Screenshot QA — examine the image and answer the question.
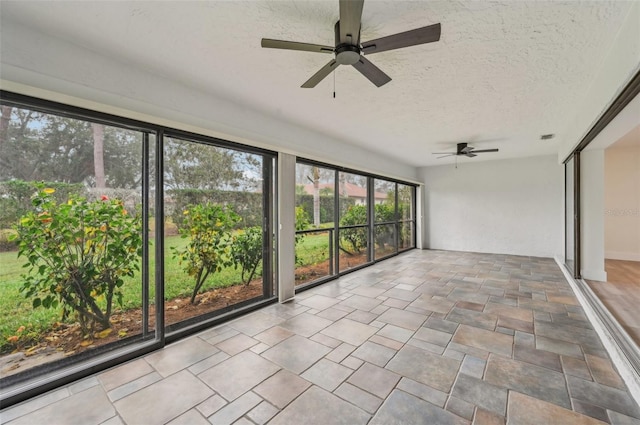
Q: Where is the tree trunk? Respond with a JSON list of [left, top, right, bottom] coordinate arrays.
[[0, 106, 12, 151], [312, 166, 320, 227], [91, 123, 106, 188]]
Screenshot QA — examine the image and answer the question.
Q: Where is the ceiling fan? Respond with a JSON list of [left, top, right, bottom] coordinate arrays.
[[261, 0, 441, 88], [433, 143, 499, 159]]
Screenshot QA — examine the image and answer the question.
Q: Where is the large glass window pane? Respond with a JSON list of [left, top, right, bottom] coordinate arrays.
[[399, 222, 415, 250], [374, 179, 395, 223], [374, 179, 397, 259], [0, 105, 150, 381], [374, 224, 396, 259], [163, 137, 271, 330], [295, 163, 335, 285], [565, 157, 575, 275], [398, 184, 415, 222], [339, 172, 369, 271], [294, 161, 415, 284]]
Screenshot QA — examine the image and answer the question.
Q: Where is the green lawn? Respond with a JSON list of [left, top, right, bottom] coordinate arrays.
[[0, 232, 329, 351], [296, 229, 332, 265]]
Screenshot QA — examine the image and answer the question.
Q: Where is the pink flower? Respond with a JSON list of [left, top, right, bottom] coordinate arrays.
[[101, 195, 109, 201]]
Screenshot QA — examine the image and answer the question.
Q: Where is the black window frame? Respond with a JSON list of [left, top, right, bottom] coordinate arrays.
[[0, 90, 279, 407], [294, 158, 417, 291]]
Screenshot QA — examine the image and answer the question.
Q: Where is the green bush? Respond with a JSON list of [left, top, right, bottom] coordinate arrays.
[[172, 202, 240, 304], [374, 203, 396, 248], [11, 185, 142, 334], [0, 180, 85, 229], [231, 226, 263, 285], [339, 204, 368, 254], [168, 189, 262, 231]]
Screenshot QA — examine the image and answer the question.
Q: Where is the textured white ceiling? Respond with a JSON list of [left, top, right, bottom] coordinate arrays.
[[0, 1, 634, 167]]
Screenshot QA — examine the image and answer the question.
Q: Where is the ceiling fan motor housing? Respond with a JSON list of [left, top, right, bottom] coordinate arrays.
[[335, 21, 361, 65], [260, 1, 441, 88]]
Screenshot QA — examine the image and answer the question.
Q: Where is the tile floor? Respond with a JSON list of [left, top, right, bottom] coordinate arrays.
[[2, 250, 640, 424]]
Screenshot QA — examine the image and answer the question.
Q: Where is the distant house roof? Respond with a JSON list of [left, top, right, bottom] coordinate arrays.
[[302, 182, 387, 200]]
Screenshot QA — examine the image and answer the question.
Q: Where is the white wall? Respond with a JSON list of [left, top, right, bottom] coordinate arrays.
[[418, 155, 563, 258], [580, 149, 607, 281], [0, 20, 417, 183], [605, 145, 640, 261]]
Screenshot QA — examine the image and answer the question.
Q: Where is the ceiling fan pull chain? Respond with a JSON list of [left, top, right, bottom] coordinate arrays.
[[333, 70, 336, 98]]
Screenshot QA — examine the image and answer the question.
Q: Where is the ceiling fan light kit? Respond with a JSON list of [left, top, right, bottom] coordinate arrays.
[[261, 0, 441, 88]]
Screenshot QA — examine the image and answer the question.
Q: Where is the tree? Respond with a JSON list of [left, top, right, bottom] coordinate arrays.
[[0, 107, 142, 189], [0, 108, 44, 182], [163, 138, 246, 191], [231, 226, 263, 285], [339, 204, 368, 254], [12, 186, 142, 334], [92, 123, 106, 188], [172, 203, 240, 304], [0, 106, 12, 151]]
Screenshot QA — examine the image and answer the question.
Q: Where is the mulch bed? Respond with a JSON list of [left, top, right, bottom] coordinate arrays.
[[1, 251, 370, 378]]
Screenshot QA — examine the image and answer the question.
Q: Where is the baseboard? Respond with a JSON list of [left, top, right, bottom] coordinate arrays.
[[580, 268, 607, 282], [605, 251, 640, 261]]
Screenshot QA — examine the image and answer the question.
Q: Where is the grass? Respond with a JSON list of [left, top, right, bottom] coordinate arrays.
[[0, 231, 330, 352], [296, 230, 332, 265]]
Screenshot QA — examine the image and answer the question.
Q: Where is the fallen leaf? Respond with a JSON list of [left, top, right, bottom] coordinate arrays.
[[96, 329, 112, 339], [80, 340, 93, 347]]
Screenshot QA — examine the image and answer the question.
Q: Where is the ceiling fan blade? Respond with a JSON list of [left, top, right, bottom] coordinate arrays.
[[361, 23, 441, 55], [465, 153, 478, 158], [471, 149, 499, 153], [432, 152, 455, 155], [261, 39, 334, 54], [352, 56, 391, 87], [301, 60, 339, 88], [437, 154, 455, 159], [339, 0, 364, 44], [461, 146, 474, 153]]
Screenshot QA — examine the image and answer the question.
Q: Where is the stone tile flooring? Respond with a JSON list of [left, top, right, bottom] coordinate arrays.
[[2, 250, 640, 424]]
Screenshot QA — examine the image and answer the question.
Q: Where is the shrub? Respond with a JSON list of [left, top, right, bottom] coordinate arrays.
[[0, 180, 85, 229], [11, 186, 142, 334], [374, 203, 396, 248], [231, 226, 263, 285], [295, 206, 310, 232], [339, 204, 368, 254], [168, 189, 263, 231], [172, 202, 240, 304]]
